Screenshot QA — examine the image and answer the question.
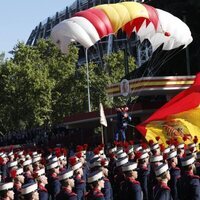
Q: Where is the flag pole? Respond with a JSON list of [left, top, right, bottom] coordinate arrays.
[[99, 103, 107, 144], [101, 125, 104, 145], [85, 48, 91, 112]]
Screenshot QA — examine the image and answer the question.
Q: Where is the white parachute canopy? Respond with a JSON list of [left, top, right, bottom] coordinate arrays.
[[50, 2, 193, 56], [50, 16, 100, 54], [144, 9, 193, 52]]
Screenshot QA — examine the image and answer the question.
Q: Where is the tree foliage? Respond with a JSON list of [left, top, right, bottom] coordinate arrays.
[[0, 39, 136, 133]]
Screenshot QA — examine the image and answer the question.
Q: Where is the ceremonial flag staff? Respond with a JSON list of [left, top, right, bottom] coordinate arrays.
[[100, 103, 107, 144]]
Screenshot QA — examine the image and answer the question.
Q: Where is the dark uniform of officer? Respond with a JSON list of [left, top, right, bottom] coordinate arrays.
[[34, 168, 49, 200], [46, 161, 61, 200], [138, 165, 150, 200], [74, 175, 85, 200], [137, 151, 150, 200], [113, 157, 127, 200], [57, 187, 78, 200], [23, 159, 35, 185], [56, 168, 77, 200], [13, 184, 21, 200], [153, 182, 172, 200], [153, 163, 172, 200], [86, 188, 105, 200], [47, 173, 61, 199], [38, 184, 49, 200], [166, 150, 180, 200], [102, 177, 113, 200], [120, 162, 143, 200], [195, 152, 200, 176], [86, 170, 105, 200], [177, 143, 185, 169], [70, 160, 85, 200], [177, 155, 200, 200], [149, 155, 163, 199], [0, 157, 8, 182], [168, 166, 180, 200]]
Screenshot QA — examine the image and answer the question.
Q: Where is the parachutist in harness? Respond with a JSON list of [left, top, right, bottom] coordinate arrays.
[[114, 107, 132, 142]]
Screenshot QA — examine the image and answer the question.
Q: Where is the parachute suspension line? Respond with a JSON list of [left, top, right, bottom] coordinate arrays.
[[85, 48, 91, 112], [128, 45, 182, 112], [126, 40, 155, 109], [148, 47, 184, 78], [127, 59, 153, 111], [156, 47, 184, 70], [146, 47, 165, 76], [128, 48, 165, 113]]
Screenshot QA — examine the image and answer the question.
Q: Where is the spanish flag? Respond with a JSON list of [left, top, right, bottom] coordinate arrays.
[[136, 73, 200, 145]]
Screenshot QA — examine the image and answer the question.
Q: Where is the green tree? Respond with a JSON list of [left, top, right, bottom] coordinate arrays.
[[0, 52, 5, 64], [0, 39, 137, 133], [0, 42, 55, 130]]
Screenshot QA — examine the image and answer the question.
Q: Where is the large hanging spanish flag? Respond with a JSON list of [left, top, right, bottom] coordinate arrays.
[[136, 73, 200, 145]]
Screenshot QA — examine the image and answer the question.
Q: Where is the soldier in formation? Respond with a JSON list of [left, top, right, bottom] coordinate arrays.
[[0, 136, 200, 200]]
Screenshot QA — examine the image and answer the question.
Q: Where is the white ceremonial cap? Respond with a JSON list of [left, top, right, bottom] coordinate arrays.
[[127, 146, 134, 154], [26, 155, 31, 159], [170, 145, 175, 150], [150, 143, 159, 151], [72, 161, 82, 171], [167, 150, 177, 160], [1, 153, 6, 158], [32, 152, 38, 156], [163, 147, 170, 154], [58, 155, 65, 161], [134, 145, 142, 152], [138, 152, 149, 160], [99, 149, 104, 155], [150, 155, 163, 163], [89, 157, 101, 169], [0, 182, 13, 191], [109, 147, 117, 153], [188, 143, 196, 148], [117, 152, 127, 159], [49, 156, 58, 163], [122, 162, 138, 172], [23, 159, 32, 167], [17, 151, 24, 156], [87, 170, 103, 183], [181, 155, 195, 167], [7, 161, 18, 168], [35, 168, 45, 177], [32, 156, 41, 163], [21, 183, 38, 195], [116, 157, 128, 167], [58, 169, 74, 181], [116, 149, 123, 155], [46, 161, 59, 170], [8, 151, 13, 156], [177, 143, 184, 149], [16, 168, 23, 175], [46, 154, 52, 160], [155, 163, 169, 177]]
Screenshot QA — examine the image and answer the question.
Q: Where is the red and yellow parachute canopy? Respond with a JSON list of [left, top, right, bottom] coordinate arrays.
[[51, 2, 192, 55]]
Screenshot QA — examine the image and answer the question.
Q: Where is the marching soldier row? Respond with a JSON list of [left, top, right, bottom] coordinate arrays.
[[0, 138, 200, 200]]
